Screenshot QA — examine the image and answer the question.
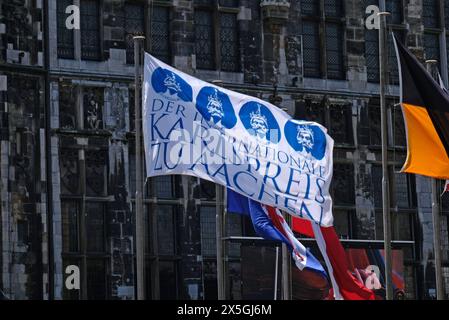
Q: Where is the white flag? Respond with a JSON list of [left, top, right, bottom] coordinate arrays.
[[142, 54, 335, 226]]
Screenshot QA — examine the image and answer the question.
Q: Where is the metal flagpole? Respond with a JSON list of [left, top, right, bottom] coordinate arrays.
[[378, 12, 393, 300], [134, 35, 146, 300], [274, 247, 279, 300], [216, 185, 225, 300], [282, 214, 290, 300], [425, 60, 445, 300], [213, 80, 225, 300]]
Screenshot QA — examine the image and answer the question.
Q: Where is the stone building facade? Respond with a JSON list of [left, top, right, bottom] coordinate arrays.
[[0, 0, 448, 300]]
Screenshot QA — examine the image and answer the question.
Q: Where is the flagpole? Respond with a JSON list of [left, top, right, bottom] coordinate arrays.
[[378, 12, 393, 300], [213, 80, 225, 300], [282, 214, 291, 300], [134, 35, 146, 300], [274, 246, 279, 300], [425, 60, 444, 300]]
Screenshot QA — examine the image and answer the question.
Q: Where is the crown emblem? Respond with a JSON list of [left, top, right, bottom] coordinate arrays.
[[296, 125, 314, 150], [163, 72, 182, 93], [206, 89, 224, 120], [250, 104, 269, 137]]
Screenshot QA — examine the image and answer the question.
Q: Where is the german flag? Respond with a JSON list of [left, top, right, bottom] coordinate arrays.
[[394, 35, 449, 179]]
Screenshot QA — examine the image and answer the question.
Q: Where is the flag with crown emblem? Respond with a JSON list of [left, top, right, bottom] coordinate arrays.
[[143, 53, 335, 226]]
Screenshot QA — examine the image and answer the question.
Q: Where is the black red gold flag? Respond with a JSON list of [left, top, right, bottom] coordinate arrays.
[[393, 35, 449, 179]]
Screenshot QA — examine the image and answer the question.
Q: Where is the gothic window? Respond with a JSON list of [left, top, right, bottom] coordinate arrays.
[[157, 205, 176, 256], [86, 149, 108, 197], [125, 2, 145, 64], [60, 148, 80, 195], [333, 209, 352, 239], [393, 172, 416, 209], [329, 104, 353, 145], [445, 1, 449, 29], [424, 32, 441, 62], [326, 23, 345, 80], [194, 1, 240, 72], [61, 201, 109, 300], [151, 6, 171, 64], [423, 0, 442, 77], [86, 259, 108, 299], [83, 87, 104, 130], [301, 0, 345, 79], [86, 202, 106, 252], [332, 163, 355, 206], [57, 0, 75, 59], [194, 10, 216, 70], [61, 201, 79, 252], [393, 103, 406, 147], [359, 99, 381, 146], [365, 29, 379, 82], [423, 0, 440, 29], [294, 99, 326, 125], [302, 21, 321, 78], [371, 164, 383, 208], [150, 176, 175, 198], [200, 206, 217, 257], [365, 1, 405, 84], [220, 13, 240, 72], [386, 0, 403, 25], [80, 0, 101, 61], [388, 32, 404, 85], [59, 82, 77, 129]]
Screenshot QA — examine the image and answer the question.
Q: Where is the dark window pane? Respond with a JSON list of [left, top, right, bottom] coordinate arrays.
[[372, 165, 383, 208], [424, 32, 440, 62], [59, 83, 77, 129], [447, 36, 449, 79], [365, 29, 379, 82], [157, 206, 176, 255], [200, 206, 216, 257], [86, 149, 108, 197], [394, 172, 413, 209], [393, 103, 406, 146], [220, 13, 240, 72], [125, 2, 145, 64], [445, 1, 449, 29], [324, 0, 343, 17], [159, 261, 177, 299], [332, 163, 355, 206], [302, 21, 321, 78], [329, 104, 353, 145], [219, 0, 238, 7], [392, 212, 413, 241], [388, 32, 404, 85], [86, 203, 105, 252], [195, 10, 215, 70], [386, 0, 403, 24], [151, 6, 171, 63], [360, 100, 382, 145], [61, 202, 79, 252], [333, 209, 350, 239], [87, 259, 107, 299], [199, 179, 216, 200], [57, 0, 75, 59], [423, 0, 440, 28], [294, 100, 326, 125], [301, 0, 319, 16], [80, 0, 101, 60], [150, 176, 174, 198], [60, 148, 80, 195], [326, 22, 345, 79]]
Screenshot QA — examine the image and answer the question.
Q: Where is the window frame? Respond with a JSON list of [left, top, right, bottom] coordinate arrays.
[[193, 0, 241, 72], [300, 0, 347, 80]]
